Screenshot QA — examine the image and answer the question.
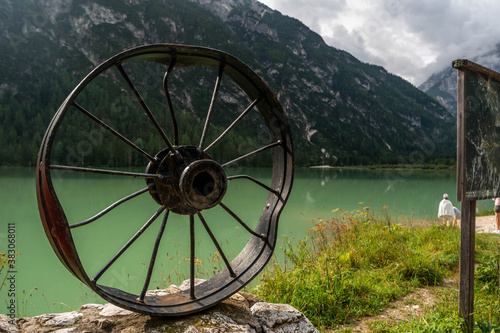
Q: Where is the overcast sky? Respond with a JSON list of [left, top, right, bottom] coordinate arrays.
[[258, 0, 500, 86]]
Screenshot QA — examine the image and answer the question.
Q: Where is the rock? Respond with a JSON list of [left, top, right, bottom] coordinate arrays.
[[53, 328, 76, 333], [146, 285, 180, 296], [94, 318, 113, 329], [251, 302, 320, 333], [5, 283, 319, 333], [177, 278, 206, 291], [37, 311, 83, 326], [80, 304, 104, 310], [0, 314, 19, 333], [98, 304, 134, 317], [15, 311, 83, 333]]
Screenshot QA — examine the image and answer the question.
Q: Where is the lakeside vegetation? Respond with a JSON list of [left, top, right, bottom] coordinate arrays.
[[477, 207, 495, 217], [253, 207, 500, 332], [360, 161, 456, 171]]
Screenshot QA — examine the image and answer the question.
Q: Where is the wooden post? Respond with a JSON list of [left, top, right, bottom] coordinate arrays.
[[456, 66, 475, 332], [459, 200, 475, 332]]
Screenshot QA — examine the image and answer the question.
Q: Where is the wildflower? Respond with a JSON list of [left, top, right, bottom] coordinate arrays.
[[332, 208, 340, 213], [381, 205, 388, 210], [314, 224, 325, 232], [358, 202, 364, 205], [186, 258, 203, 265], [339, 252, 351, 262]]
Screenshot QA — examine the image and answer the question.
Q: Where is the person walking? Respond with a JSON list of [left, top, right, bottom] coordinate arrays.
[[452, 206, 461, 227], [438, 193, 454, 227], [492, 198, 500, 233]]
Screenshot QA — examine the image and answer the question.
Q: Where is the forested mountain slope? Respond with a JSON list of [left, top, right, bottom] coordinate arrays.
[[0, 0, 455, 166]]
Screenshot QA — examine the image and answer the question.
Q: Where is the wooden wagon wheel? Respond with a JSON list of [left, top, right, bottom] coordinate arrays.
[[36, 44, 294, 315]]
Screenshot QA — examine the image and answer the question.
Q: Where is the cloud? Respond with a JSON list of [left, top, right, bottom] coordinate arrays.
[[259, 0, 500, 85], [260, 0, 347, 33]]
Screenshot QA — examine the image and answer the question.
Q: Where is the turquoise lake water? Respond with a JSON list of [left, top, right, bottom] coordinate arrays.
[[0, 166, 491, 317]]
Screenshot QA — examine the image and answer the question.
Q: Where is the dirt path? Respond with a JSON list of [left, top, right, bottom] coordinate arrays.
[[327, 215, 496, 332], [329, 286, 450, 332], [472, 214, 497, 233], [433, 215, 497, 233]]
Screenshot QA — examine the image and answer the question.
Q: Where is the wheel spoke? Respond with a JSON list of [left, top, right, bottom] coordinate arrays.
[[204, 98, 262, 152], [73, 102, 156, 162], [197, 213, 236, 277], [199, 64, 225, 149], [219, 203, 265, 239], [50, 165, 160, 179], [92, 207, 166, 283], [116, 64, 176, 155], [138, 210, 170, 302], [189, 214, 196, 299], [222, 141, 282, 168], [227, 175, 279, 195], [70, 188, 149, 229], [163, 59, 179, 146]]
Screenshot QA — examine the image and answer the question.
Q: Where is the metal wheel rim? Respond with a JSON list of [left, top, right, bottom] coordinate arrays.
[[36, 44, 294, 315]]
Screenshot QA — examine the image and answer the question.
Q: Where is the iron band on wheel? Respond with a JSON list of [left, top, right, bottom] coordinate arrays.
[[36, 44, 294, 315]]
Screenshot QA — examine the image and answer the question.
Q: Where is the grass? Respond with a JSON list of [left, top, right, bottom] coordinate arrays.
[[253, 207, 500, 332], [353, 163, 455, 171], [477, 207, 495, 217]]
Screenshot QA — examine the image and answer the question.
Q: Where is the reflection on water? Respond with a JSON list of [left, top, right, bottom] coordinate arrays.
[[285, 167, 456, 221], [0, 167, 490, 316]]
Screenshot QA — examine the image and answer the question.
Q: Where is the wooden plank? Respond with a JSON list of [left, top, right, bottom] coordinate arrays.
[[456, 68, 466, 201], [453, 59, 500, 82]]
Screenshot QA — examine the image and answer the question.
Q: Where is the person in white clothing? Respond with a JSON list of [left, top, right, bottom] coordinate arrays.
[[438, 193, 454, 227]]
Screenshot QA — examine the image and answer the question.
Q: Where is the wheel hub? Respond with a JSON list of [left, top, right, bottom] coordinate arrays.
[[145, 146, 227, 215]]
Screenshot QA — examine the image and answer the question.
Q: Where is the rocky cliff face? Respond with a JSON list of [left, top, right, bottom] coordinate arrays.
[[419, 70, 458, 114], [419, 44, 500, 115], [0, 0, 455, 166]]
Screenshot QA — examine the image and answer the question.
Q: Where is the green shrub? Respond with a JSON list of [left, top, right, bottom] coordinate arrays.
[[254, 211, 462, 329], [477, 207, 495, 216]]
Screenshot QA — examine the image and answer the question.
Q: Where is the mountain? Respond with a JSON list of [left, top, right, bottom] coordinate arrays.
[[419, 44, 500, 115], [0, 0, 455, 167]]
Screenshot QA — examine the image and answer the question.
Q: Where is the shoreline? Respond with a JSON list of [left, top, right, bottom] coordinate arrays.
[[308, 164, 455, 171]]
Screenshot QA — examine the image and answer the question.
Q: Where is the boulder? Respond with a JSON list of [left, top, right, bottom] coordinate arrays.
[[2, 290, 319, 333]]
